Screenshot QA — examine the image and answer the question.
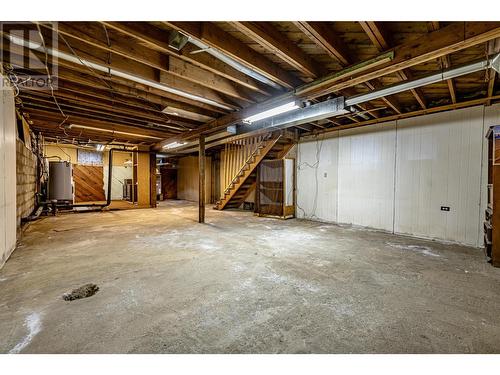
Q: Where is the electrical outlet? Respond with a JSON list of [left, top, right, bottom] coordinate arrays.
[[324, 172, 328, 178], [441, 206, 450, 211]]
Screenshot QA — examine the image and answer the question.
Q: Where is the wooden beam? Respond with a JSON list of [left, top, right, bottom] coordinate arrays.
[[361, 21, 427, 109], [19, 91, 195, 130], [43, 22, 259, 104], [101, 21, 273, 96], [55, 74, 222, 117], [298, 21, 403, 113], [363, 80, 402, 114], [155, 22, 500, 148], [231, 22, 326, 79], [302, 94, 500, 137], [359, 22, 390, 51], [2, 36, 231, 115], [23, 108, 170, 139], [294, 22, 351, 66], [163, 22, 300, 89], [305, 22, 500, 98], [199, 134, 206, 223], [426, 21, 456, 104]]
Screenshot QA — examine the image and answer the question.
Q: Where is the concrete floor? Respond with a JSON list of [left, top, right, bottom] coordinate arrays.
[[1, 200, 500, 354]]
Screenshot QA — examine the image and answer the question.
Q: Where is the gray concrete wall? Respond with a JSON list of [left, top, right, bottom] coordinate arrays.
[[16, 139, 37, 227]]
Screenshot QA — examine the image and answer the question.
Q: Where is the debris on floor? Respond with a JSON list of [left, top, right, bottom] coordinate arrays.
[[386, 242, 440, 257], [62, 283, 99, 301]]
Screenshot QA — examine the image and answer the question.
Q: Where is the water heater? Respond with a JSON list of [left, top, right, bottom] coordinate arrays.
[[48, 161, 73, 202]]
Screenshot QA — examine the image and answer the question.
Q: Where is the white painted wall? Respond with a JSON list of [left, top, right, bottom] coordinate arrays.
[[103, 165, 133, 200], [338, 123, 396, 232], [297, 136, 339, 221], [394, 107, 484, 245], [0, 82, 17, 268], [297, 104, 500, 247]]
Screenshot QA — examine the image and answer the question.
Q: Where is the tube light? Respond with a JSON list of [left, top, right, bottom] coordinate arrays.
[[345, 55, 498, 107], [68, 124, 162, 140], [188, 37, 283, 90], [6, 33, 234, 111], [243, 101, 300, 124], [95, 144, 105, 152], [163, 141, 187, 149]]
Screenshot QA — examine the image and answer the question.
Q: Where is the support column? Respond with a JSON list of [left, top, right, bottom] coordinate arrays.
[[199, 134, 205, 223], [149, 151, 157, 208]]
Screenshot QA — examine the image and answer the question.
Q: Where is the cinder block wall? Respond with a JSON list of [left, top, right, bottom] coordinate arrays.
[[16, 139, 37, 227]]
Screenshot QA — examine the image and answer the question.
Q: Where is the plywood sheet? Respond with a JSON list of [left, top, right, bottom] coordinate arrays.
[[74, 165, 105, 203]]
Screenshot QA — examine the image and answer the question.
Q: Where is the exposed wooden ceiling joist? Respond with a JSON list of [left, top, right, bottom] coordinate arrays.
[[162, 21, 301, 89], [41, 22, 261, 105], [231, 22, 326, 79], [156, 21, 500, 148], [101, 21, 274, 97], [296, 21, 402, 115]]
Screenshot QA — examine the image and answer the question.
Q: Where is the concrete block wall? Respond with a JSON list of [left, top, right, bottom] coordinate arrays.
[[16, 139, 37, 227]]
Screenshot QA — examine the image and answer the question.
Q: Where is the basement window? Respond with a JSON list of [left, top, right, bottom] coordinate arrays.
[[77, 149, 103, 165]]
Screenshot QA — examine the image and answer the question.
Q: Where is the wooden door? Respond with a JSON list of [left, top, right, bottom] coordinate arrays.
[[73, 165, 106, 202], [161, 168, 177, 199], [257, 159, 283, 216]]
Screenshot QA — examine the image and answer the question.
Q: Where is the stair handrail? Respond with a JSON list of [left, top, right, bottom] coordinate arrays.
[[221, 133, 276, 196]]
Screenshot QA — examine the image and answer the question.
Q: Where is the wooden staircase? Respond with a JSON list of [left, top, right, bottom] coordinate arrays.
[[214, 134, 281, 210]]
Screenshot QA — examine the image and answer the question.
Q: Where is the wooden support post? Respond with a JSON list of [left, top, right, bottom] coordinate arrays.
[[150, 151, 157, 208], [199, 134, 205, 223]]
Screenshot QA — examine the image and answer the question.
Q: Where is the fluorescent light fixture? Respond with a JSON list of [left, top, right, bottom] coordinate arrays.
[[188, 38, 283, 90], [95, 144, 105, 152], [345, 56, 496, 107], [234, 97, 347, 134], [7, 34, 233, 110], [243, 101, 300, 124], [7, 33, 42, 50], [68, 124, 162, 140], [162, 106, 214, 122], [163, 141, 187, 149]]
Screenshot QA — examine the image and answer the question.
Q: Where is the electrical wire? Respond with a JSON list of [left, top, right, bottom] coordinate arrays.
[[35, 23, 70, 136], [295, 133, 326, 220], [57, 28, 179, 128]]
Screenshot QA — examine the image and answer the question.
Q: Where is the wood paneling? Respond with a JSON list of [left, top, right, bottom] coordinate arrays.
[[73, 165, 106, 203], [160, 168, 177, 199]]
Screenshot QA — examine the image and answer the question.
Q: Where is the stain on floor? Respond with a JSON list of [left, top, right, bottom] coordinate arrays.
[[1, 200, 500, 353]]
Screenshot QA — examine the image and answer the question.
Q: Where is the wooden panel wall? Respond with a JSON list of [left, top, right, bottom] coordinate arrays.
[[177, 156, 212, 203], [73, 165, 106, 202]]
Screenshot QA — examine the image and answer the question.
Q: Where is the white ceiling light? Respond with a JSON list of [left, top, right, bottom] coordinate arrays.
[[6, 33, 234, 111], [95, 144, 105, 151], [187, 37, 283, 90], [163, 141, 187, 149], [243, 101, 300, 124], [346, 55, 498, 107], [68, 124, 162, 140]]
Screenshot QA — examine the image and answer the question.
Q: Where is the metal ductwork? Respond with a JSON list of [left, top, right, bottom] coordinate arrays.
[[229, 97, 347, 135], [229, 54, 500, 136]]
